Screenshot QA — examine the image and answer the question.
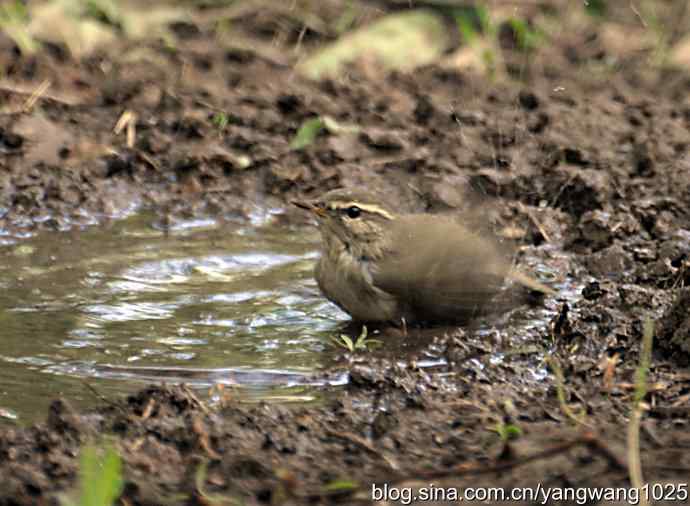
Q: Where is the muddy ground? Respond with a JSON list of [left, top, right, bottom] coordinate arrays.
[[1, 0, 690, 504]]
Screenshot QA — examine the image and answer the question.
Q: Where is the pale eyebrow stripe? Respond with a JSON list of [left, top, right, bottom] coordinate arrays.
[[328, 201, 394, 220]]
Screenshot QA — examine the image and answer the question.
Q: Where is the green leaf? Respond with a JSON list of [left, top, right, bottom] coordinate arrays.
[[290, 117, 326, 150], [355, 325, 367, 342], [494, 423, 522, 441], [323, 479, 359, 492], [79, 443, 123, 506], [340, 335, 354, 351]]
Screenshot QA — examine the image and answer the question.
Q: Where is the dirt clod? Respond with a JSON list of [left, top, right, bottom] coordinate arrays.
[[657, 288, 690, 365]]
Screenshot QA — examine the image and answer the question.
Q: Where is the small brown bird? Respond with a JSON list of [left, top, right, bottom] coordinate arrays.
[[293, 188, 554, 325]]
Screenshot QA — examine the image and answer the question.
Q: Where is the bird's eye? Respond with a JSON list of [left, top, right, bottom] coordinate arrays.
[[345, 206, 361, 219]]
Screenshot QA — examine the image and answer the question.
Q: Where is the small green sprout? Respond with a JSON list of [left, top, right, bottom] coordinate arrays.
[[212, 111, 229, 130], [508, 18, 542, 52], [493, 422, 522, 442], [61, 442, 123, 506], [332, 326, 382, 352]]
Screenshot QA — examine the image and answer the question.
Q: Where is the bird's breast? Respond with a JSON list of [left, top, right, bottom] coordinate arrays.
[[316, 249, 399, 322]]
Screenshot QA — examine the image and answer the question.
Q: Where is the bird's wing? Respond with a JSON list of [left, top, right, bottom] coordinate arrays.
[[369, 215, 508, 322]]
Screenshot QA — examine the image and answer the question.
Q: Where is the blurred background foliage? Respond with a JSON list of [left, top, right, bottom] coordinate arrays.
[[1, 0, 689, 80]]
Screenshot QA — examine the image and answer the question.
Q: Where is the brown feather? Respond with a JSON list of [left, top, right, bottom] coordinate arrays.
[[370, 215, 509, 323]]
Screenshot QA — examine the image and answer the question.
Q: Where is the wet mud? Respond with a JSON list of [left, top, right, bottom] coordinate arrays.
[[1, 1, 690, 504]]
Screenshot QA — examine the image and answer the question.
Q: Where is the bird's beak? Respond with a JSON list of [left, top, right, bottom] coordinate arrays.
[[292, 200, 327, 217]]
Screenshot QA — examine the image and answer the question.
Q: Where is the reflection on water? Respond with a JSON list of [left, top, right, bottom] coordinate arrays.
[[0, 213, 348, 422]]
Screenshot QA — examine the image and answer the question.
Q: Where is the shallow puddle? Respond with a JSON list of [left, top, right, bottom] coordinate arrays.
[[0, 212, 576, 424], [0, 213, 350, 423]]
